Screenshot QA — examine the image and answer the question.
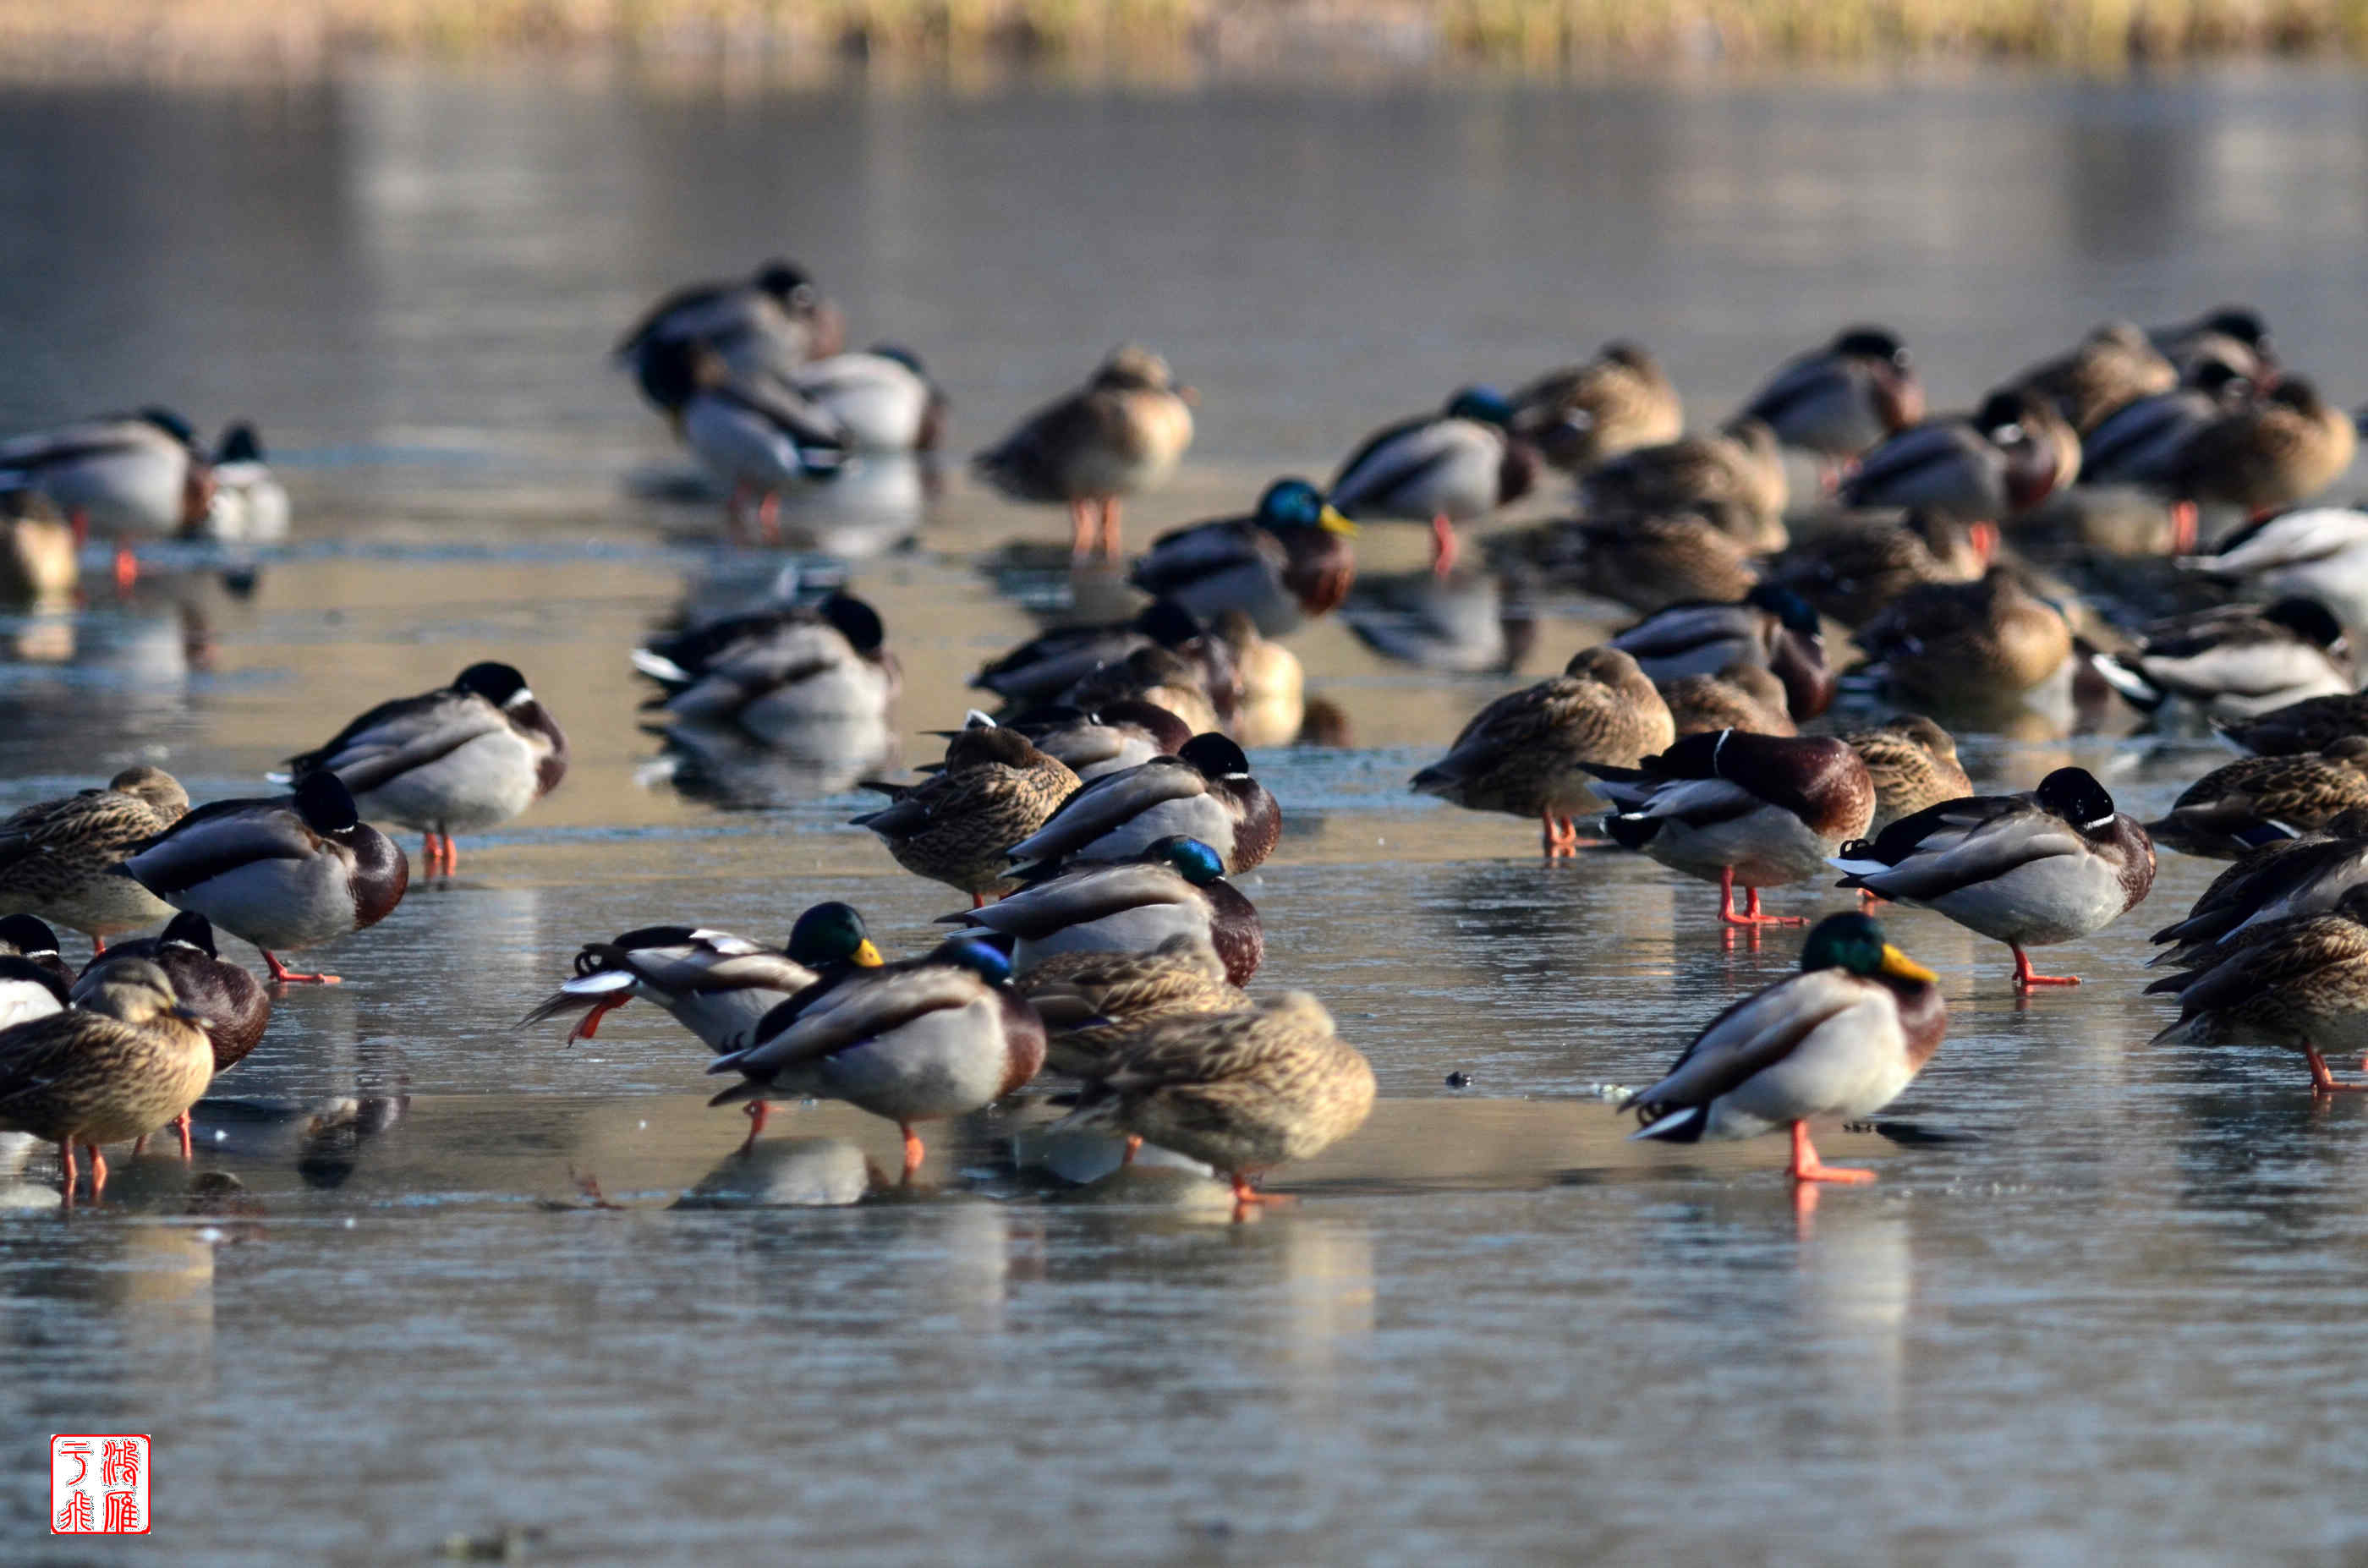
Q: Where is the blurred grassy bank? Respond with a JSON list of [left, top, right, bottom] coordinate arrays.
[[3, 0, 2367, 76]]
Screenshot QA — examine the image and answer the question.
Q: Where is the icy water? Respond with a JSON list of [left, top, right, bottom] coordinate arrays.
[[3, 62, 2368, 1563]]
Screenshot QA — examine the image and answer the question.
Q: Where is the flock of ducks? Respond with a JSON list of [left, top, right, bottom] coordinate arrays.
[[6, 261, 2368, 1211]]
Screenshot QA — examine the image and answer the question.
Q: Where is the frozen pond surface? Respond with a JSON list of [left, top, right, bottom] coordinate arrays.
[[1, 61, 2366, 1562]]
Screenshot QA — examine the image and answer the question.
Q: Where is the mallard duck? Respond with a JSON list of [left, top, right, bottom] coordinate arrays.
[[276, 662, 567, 878], [1214, 610, 1305, 748], [1854, 567, 2074, 704], [1840, 716, 1972, 832], [970, 599, 1206, 709], [522, 902, 884, 1146], [2083, 598, 2351, 721], [0, 408, 213, 584], [0, 489, 75, 604], [634, 337, 848, 541], [706, 936, 1046, 1176], [1016, 933, 1247, 1077], [1127, 478, 1358, 636], [0, 957, 211, 1202], [0, 765, 189, 951], [197, 423, 291, 545], [1831, 767, 2155, 988], [0, 915, 70, 989], [1607, 582, 1833, 720], [1737, 326, 1923, 461], [946, 836, 1263, 984], [1658, 663, 1796, 737], [2149, 304, 2276, 385], [854, 722, 1082, 903], [2011, 321, 2179, 433], [1589, 730, 1875, 926], [2217, 690, 2368, 758], [1054, 990, 1374, 1213], [973, 344, 1196, 558], [1839, 389, 2080, 523], [1328, 387, 1538, 576], [1003, 700, 1194, 782], [1008, 734, 1278, 877], [1581, 419, 1789, 552], [1411, 645, 1675, 856], [2163, 376, 2357, 520], [1061, 645, 1225, 737], [0, 953, 65, 1032], [2143, 742, 2368, 859], [1626, 912, 1943, 1184], [617, 259, 845, 392], [115, 772, 408, 985], [2177, 508, 2368, 629], [788, 346, 946, 452], [1515, 513, 1758, 615], [636, 591, 899, 736], [74, 912, 270, 1154], [2080, 361, 2255, 489], [1761, 510, 1994, 628], [2146, 814, 2368, 971], [1510, 342, 1685, 474], [2148, 885, 2368, 1094]]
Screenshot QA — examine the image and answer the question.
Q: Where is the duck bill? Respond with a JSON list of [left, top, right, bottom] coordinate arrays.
[[1878, 945, 1937, 984], [1318, 505, 1359, 538], [852, 939, 885, 968]]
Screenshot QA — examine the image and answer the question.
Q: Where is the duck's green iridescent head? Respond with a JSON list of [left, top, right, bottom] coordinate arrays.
[[787, 902, 883, 969], [1445, 386, 1516, 428], [1800, 912, 1933, 984], [1147, 836, 1226, 886], [1256, 478, 1357, 537], [1744, 582, 1822, 635], [935, 937, 1013, 985]]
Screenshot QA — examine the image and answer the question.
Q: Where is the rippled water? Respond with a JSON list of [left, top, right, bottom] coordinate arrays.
[[3, 62, 2368, 1562]]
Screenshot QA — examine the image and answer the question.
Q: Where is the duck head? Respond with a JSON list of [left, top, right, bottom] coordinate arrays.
[[1445, 386, 1516, 429], [217, 423, 266, 465], [1799, 910, 1936, 984], [159, 911, 220, 956], [1178, 733, 1252, 781], [293, 772, 362, 836], [1834, 326, 1922, 430], [1746, 583, 1834, 721], [78, 957, 202, 1028], [109, 765, 189, 820], [0, 913, 60, 961], [752, 260, 819, 310], [1133, 599, 1206, 650], [1147, 836, 1227, 886], [2035, 767, 2118, 834], [1978, 388, 2072, 511], [456, 661, 533, 709], [786, 902, 885, 971], [1256, 477, 1357, 538], [2262, 596, 2347, 655], [947, 724, 1052, 770], [934, 936, 1015, 986], [818, 593, 887, 657]]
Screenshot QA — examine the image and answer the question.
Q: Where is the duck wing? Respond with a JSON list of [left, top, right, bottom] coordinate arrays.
[[946, 863, 1196, 938], [1832, 797, 2076, 901], [1624, 969, 1879, 1125], [715, 966, 987, 1074], [118, 799, 318, 894], [1004, 759, 1206, 864], [284, 688, 507, 795]]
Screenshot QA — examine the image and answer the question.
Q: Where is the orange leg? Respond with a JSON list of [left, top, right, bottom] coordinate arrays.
[[1857, 888, 1889, 907], [262, 949, 340, 985], [1428, 513, 1459, 578], [132, 1134, 146, 1156], [1787, 1120, 1875, 1184], [2305, 1044, 2368, 1094], [175, 1113, 193, 1161], [57, 1139, 76, 1205], [1541, 808, 1577, 859], [1121, 1134, 1143, 1167], [972, 891, 988, 909], [85, 1144, 109, 1201], [1068, 498, 1095, 558], [1097, 496, 1122, 558], [2169, 500, 2199, 556], [900, 1123, 925, 1180], [90, 934, 107, 956], [755, 491, 781, 546], [442, 834, 460, 874], [112, 546, 139, 594], [739, 1099, 769, 1153], [567, 995, 628, 1043], [2011, 945, 2079, 989], [1719, 869, 1804, 927], [420, 831, 440, 877], [1228, 1171, 1296, 1220]]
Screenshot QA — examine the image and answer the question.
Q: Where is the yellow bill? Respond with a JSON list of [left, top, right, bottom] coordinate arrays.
[[1879, 945, 1937, 984]]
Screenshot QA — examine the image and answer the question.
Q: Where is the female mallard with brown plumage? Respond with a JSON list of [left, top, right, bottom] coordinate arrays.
[[0, 765, 189, 953], [2149, 884, 2368, 1095], [1510, 343, 1685, 474], [1509, 512, 1757, 616], [1627, 913, 1943, 1185], [1854, 567, 2074, 705], [1658, 664, 1795, 738], [2143, 741, 2368, 860], [1761, 511, 1994, 629], [2163, 376, 2358, 520], [2146, 812, 2368, 969], [1053, 990, 1375, 1216], [1017, 934, 1247, 1077], [1581, 419, 1788, 552], [1841, 716, 1972, 832], [2218, 690, 2368, 759], [74, 912, 271, 1156], [1605, 583, 1834, 721], [2010, 321, 2179, 433], [973, 344, 1196, 559], [0, 957, 212, 1203], [1127, 479, 1358, 637], [853, 721, 1082, 905], [1589, 730, 1876, 927], [1832, 768, 2156, 989], [1410, 645, 1675, 857]]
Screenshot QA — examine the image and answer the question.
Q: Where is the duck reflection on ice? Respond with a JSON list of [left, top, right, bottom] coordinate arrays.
[[673, 1136, 874, 1208], [1342, 564, 1537, 674], [638, 713, 896, 808]]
